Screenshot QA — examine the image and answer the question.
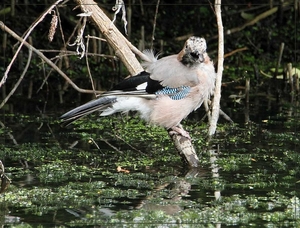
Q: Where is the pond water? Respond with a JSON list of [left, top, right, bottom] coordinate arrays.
[[0, 94, 300, 227]]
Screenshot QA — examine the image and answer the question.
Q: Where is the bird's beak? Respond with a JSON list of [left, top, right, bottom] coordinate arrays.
[[190, 51, 204, 62], [198, 53, 204, 62]]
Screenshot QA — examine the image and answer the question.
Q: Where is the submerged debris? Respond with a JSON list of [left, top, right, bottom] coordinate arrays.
[[0, 160, 11, 193]]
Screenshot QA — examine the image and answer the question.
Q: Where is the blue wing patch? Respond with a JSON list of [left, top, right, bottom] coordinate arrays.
[[155, 86, 191, 100]]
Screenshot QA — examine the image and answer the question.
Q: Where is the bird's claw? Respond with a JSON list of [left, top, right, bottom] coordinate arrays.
[[169, 126, 191, 140]]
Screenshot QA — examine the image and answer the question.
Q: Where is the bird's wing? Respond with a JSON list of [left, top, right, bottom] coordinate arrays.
[[111, 71, 150, 91], [103, 71, 161, 98], [107, 70, 191, 99], [147, 55, 200, 88]]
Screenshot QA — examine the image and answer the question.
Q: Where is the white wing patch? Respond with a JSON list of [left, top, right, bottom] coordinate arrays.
[[136, 82, 148, 90]]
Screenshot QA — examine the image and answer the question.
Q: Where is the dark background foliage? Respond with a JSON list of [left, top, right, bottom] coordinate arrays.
[[0, 0, 299, 114]]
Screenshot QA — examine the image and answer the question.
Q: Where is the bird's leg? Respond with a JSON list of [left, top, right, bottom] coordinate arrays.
[[169, 125, 191, 140]]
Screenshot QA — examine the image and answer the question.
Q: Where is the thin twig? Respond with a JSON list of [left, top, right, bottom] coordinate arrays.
[[150, 0, 160, 49], [99, 138, 124, 154], [244, 78, 250, 123], [113, 133, 147, 155], [273, 42, 285, 79], [85, 35, 107, 42], [85, 34, 97, 97], [0, 46, 32, 109], [205, 99, 233, 123], [89, 137, 101, 152], [125, 39, 152, 62], [55, 6, 66, 46], [0, 121, 18, 145], [223, 47, 248, 58], [219, 109, 234, 123], [38, 49, 115, 58], [37, 58, 60, 93], [287, 63, 294, 96]]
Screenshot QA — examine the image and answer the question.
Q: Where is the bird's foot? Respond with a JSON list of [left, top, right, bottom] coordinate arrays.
[[169, 126, 191, 140]]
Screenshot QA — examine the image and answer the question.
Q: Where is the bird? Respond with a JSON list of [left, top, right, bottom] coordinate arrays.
[[60, 36, 216, 139]]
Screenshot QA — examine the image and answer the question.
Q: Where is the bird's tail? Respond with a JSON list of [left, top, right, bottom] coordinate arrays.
[[60, 96, 117, 126]]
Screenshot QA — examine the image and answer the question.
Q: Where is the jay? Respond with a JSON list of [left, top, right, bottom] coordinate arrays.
[[61, 36, 216, 138]]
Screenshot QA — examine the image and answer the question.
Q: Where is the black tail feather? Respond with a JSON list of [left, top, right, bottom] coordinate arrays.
[[60, 97, 116, 126]]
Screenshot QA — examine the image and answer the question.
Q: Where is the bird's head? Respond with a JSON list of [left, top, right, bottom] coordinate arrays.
[[179, 36, 207, 67]]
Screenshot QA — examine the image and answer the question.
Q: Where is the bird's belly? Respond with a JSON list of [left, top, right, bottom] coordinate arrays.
[[148, 96, 202, 129]]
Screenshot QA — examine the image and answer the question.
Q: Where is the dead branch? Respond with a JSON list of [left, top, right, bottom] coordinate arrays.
[[208, 0, 224, 136], [37, 49, 116, 59], [150, 0, 160, 49], [224, 47, 248, 58], [226, 7, 278, 35], [169, 127, 200, 167], [214, 47, 248, 65]]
